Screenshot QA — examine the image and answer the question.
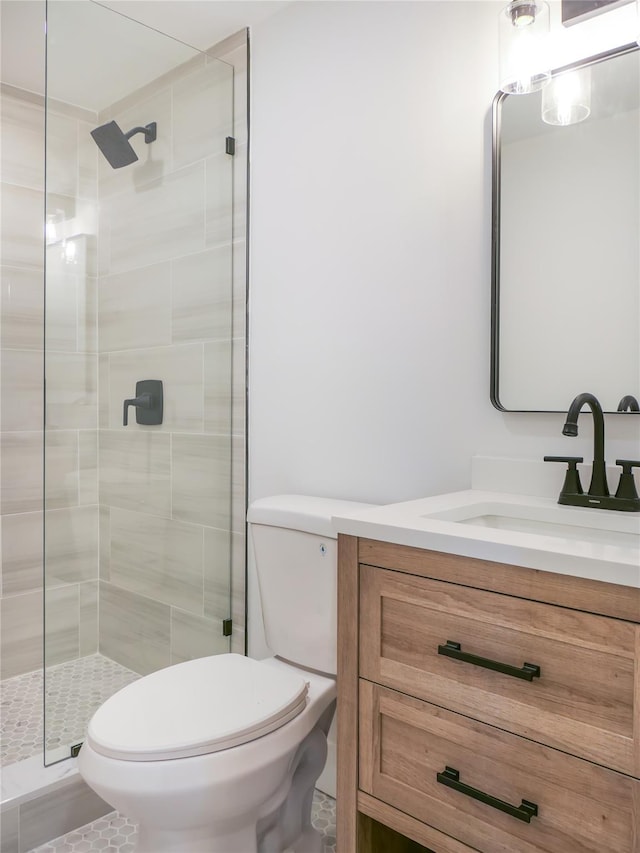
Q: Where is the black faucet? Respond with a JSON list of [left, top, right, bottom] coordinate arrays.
[[544, 392, 640, 512], [562, 392, 609, 497], [617, 395, 640, 413]]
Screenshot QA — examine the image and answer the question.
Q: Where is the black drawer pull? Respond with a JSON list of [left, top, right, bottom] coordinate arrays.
[[437, 766, 538, 823], [438, 640, 541, 682]]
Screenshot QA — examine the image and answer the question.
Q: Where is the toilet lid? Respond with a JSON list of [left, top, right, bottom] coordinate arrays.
[[86, 654, 309, 761]]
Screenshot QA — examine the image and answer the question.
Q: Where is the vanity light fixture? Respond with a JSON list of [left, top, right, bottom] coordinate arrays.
[[499, 0, 551, 93], [542, 65, 592, 125]]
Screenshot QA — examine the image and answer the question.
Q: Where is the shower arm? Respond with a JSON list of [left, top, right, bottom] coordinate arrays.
[[125, 123, 157, 144]]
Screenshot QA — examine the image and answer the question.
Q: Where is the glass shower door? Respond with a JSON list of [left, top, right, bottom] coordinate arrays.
[[44, 0, 235, 764]]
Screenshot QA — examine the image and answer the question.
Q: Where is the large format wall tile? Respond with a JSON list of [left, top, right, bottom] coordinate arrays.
[[45, 238, 97, 352], [98, 261, 171, 352], [79, 580, 98, 655], [1, 183, 45, 269], [172, 433, 231, 528], [45, 505, 99, 586], [1, 266, 44, 350], [0, 95, 45, 190], [172, 62, 232, 170], [204, 340, 232, 434], [98, 355, 110, 428], [109, 508, 204, 613], [231, 331, 246, 436], [203, 525, 231, 622], [232, 142, 248, 239], [45, 352, 97, 430], [231, 433, 246, 533], [172, 246, 232, 343], [43, 262, 79, 352], [99, 429, 170, 517], [1, 432, 43, 515], [230, 530, 246, 656], [101, 162, 206, 275], [1, 185, 79, 271], [1, 511, 42, 595], [78, 118, 98, 201], [46, 111, 80, 199], [1, 349, 43, 431], [99, 505, 110, 581], [170, 607, 228, 665], [205, 154, 233, 249], [107, 344, 203, 432], [45, 584, 79, 666], [79, 429, 98, 505], [0, 589, 42, 678], [44, 430, 79, 509], [99, 581, 170, 675], [232, 240, 247, 339]]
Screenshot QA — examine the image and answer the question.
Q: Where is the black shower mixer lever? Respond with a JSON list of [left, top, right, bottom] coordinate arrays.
[[123, 380, 163, 426]]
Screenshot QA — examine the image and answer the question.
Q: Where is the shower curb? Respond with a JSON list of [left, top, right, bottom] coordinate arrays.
[[1, 759, 110, 853]]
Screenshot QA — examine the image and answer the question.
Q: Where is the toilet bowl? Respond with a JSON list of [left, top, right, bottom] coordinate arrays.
[[79, 495, 374, 853], [79, 655, 335, 853]]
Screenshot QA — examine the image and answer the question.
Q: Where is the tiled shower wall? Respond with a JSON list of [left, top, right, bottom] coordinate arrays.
[[0, 31, 247, 682], [0, 85, 101, 679]]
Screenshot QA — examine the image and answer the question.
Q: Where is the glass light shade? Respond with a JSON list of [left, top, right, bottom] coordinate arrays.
[[499, 0, 551, 94], [542, 66, 592, 126]]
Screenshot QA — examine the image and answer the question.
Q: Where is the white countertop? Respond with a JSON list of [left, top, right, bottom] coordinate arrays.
[[332, 488, 640, 588]]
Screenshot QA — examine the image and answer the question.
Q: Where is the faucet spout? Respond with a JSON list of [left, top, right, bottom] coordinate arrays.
[[617, 394, 640, 412], [562, 392, 609, 497]]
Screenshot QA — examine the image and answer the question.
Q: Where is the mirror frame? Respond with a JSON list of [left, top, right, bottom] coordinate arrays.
[[490, 41, 640, 413]]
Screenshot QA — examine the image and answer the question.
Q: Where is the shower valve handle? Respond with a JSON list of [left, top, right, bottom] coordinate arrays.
[[123, 380, 163, 426], [123, 394, 152, 426]]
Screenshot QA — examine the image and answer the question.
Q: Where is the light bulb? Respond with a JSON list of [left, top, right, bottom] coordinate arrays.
[[542, 67, 591, 126], [499, 0, 551, 95]]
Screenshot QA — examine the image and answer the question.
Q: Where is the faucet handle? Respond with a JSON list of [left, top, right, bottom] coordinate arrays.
[[543, 456, 584, 497], [614, 460, 640, 501]]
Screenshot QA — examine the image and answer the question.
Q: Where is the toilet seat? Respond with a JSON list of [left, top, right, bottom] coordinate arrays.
[[86, 654, 309, 762]]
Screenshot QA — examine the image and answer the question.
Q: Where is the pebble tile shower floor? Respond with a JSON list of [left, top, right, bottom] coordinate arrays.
[[1, 654, 139, 765], [29, 790, 337, 853]]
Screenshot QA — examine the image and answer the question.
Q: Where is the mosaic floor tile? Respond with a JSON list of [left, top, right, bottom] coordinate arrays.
[[29, 789, 337, 853], [1, 655, 139, 766]]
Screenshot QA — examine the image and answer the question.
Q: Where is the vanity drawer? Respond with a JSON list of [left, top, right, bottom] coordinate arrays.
[[359, 565, 640, 775], [359, 681, 640, 853]]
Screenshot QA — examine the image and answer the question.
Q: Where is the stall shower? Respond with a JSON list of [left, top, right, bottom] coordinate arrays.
[[0, 1, 247, 843]]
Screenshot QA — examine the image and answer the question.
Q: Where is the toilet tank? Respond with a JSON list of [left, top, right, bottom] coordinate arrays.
[[247, 495, 375, 675]]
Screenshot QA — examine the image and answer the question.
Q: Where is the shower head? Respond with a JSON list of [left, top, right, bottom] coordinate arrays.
[[90, 120, 157, 169]]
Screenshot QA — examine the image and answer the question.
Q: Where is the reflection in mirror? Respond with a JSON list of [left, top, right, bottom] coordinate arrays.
[[492, 44, 640, 413]]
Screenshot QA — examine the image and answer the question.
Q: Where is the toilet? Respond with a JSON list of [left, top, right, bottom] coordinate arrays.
[[78, 495, 373, 853]]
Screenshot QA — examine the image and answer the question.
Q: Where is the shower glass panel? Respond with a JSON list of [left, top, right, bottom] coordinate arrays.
[[44, 0, 234, 765]]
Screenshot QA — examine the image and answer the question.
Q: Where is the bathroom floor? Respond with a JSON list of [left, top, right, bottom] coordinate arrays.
[[29, 789, 337, 853], [0, 654, 139, 765]]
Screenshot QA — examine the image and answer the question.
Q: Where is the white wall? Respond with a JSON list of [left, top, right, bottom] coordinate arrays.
[[250, 0, 498, 507], [248, 1, 640, 653]]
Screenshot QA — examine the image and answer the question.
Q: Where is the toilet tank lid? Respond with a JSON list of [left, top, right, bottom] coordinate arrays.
[[247, 495, 377, 538]]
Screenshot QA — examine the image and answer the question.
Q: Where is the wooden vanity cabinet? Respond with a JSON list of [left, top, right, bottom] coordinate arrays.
[[336, 535, 640, 853]]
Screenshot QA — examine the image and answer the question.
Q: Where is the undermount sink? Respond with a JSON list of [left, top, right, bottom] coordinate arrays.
[[424, 500, 640, 549]]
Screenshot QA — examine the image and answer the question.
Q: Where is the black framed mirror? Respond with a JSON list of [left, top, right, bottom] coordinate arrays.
[[491, 42, 640, 413]]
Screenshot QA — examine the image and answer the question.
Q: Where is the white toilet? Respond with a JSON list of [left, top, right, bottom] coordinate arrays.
[[78, 495, 372, 853]]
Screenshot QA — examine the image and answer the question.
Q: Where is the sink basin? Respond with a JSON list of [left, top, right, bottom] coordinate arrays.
[[424, 500, 640, 549]]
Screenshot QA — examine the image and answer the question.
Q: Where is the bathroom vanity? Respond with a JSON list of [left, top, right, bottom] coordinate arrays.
[[334, 483, 640, 852]]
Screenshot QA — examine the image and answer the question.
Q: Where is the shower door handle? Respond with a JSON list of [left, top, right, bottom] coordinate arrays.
[[123, 380, 163, 426]]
